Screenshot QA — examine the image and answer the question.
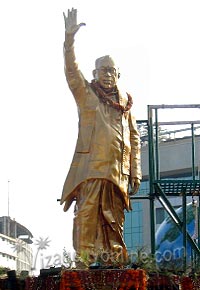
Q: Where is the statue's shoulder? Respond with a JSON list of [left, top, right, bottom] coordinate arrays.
[[118, 87, 133, 110]]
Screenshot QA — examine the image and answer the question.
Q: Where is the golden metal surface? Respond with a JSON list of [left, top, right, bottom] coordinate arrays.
[[61, 8, 142, 263]]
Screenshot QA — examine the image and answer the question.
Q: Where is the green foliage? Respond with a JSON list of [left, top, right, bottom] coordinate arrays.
[[0, 266, 10, 276], [128, 246, 158, 273], [62, 247, 73, 268]]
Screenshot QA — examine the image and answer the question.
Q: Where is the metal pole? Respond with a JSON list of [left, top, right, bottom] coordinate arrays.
[[148, 105, 156, 254], [148, 104, 200, 109], [198, 197, 200, 254], [8, 180, 10, 217], [155, 108, 160, 180], [191, 123, 195, 180], [182, 187, 187, 271]]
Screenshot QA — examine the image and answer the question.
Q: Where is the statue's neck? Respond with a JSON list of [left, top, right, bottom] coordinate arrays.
[[96, 83, 118, 96]]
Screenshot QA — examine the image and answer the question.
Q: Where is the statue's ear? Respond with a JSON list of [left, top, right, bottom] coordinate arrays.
[[93, 69, 97, 79], [118, 72, 121, 79]]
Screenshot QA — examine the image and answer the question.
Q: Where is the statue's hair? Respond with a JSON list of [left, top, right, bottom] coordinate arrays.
[[95, 55, 117, 69]]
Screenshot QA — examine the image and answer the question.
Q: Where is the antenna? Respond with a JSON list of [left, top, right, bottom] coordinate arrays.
[[8, 180, 10, 217]]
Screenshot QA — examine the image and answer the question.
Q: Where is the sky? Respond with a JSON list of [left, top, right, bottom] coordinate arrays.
[[0, 0, 200, 269]]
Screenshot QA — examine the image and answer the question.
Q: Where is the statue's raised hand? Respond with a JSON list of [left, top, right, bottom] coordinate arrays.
[[63, 8, 85, 36]]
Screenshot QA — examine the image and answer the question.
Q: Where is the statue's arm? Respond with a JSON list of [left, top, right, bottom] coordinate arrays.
[[63, 9, 86, 103], [129, 113, 142, 194]]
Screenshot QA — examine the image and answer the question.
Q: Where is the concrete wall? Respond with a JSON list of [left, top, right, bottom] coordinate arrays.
[[0, 233, 33, 272], [141, 136, 200, 178]]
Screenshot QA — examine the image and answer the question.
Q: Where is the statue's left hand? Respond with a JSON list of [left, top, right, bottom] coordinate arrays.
[[130, 178, 141, 195]]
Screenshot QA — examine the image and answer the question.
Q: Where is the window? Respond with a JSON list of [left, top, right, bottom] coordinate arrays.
[[156, 208, 165, 224]]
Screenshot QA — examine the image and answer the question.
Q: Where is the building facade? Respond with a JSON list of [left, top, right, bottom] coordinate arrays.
[[0, 216, 33, 273], [124, 128, 200, 253]]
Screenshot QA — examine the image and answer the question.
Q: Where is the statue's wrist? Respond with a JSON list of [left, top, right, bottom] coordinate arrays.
[[64, 33, 75, 49]]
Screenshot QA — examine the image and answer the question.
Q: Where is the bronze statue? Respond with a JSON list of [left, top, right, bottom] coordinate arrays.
[[60, 8, 142, 265]]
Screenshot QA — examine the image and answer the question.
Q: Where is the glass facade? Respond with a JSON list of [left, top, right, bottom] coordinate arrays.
[[124, 175, 197, 252], [124, 202, 143, 252]]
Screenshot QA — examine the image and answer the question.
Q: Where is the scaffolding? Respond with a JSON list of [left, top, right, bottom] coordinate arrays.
[[132, 104, 200, 270]]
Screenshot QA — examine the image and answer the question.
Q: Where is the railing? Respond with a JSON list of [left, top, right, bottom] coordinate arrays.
[[131, 104, 200, 271]]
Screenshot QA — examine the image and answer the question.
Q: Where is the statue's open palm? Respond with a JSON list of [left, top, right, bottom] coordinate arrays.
[[63, 8, 85, 36]]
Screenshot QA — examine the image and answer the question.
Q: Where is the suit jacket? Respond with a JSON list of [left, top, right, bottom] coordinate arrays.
[[60, 40, 142, 212]]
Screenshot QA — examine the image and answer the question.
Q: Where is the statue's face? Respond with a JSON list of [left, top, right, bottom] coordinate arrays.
[[94, 55, 119, 90], [96, 66, 118, 89]]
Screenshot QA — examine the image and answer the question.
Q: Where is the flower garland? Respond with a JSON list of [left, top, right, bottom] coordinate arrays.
[[2, 272, 200, 290], [9, 272, 200, 290], [60, 271, 84, 290], [25, 276, 60, 290], [181, 276, 194, 290], [59, 269, 147, 290], [91, 80, 133, 113], [118, 269, 147, 290]]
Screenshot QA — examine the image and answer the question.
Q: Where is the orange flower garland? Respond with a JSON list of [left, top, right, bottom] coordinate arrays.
[[181, 276, 194, 290], [2, 271, 200, 290], [91, 80, 133, 114], [25, 275, 60, 290], [59, 269, 147, 290], [60, 271, 84, 290]]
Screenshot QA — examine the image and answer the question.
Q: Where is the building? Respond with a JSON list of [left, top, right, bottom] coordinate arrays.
[[124, 113, 200, 254], [0, 216, 33, 273]]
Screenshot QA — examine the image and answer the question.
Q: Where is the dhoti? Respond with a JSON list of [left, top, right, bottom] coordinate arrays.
[[72, 179, 128, 264]]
